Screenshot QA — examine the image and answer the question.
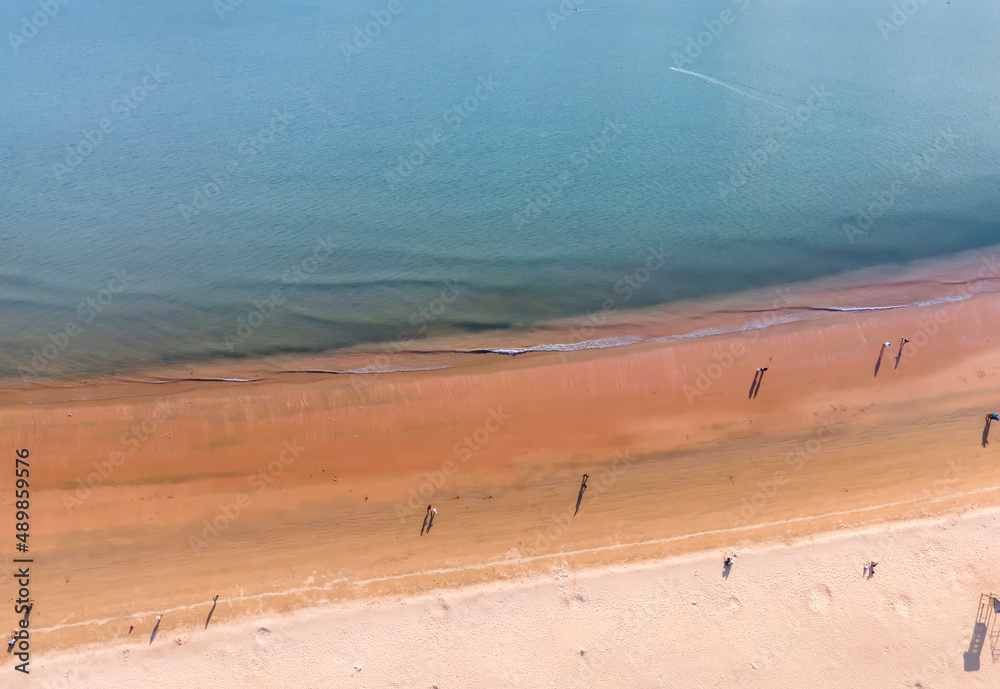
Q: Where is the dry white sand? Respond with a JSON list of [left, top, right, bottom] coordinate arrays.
[[22, 508, 1000, 688]]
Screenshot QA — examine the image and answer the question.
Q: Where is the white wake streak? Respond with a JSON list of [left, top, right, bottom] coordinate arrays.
[[669, 67, 789, 112]]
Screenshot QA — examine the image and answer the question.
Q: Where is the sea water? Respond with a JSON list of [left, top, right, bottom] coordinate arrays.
[[1, 0, 998, 381]]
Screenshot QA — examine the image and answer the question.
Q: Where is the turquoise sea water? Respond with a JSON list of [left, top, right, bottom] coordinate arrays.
[[1, 0, 998, 381]]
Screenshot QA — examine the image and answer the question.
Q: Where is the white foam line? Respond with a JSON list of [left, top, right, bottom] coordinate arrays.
[[33, 578, 348, 634], [824, 294, 971, 311], [669, 66, 790, 112], [343, 365, 451, 375], [453, 293, 982, 358], [351, 485, 1000, 587]]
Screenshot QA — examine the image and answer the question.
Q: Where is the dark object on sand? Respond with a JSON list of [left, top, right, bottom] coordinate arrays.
[[575, 474, 589, 516]]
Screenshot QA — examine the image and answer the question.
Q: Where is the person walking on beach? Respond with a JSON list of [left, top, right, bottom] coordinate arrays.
[[575, 474, 589, 516], [869, 561, 878, 577], [420, 505, 432, 536], [875, 343, 892, 376], [895, 338, 909, 369], [985, 415, 998, 447]]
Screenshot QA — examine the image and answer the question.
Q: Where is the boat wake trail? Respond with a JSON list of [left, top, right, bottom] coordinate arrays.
[[668, 67, 789, 112]]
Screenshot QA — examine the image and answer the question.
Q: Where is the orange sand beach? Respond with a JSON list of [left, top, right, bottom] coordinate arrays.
[[2, 258, 1000, 684]]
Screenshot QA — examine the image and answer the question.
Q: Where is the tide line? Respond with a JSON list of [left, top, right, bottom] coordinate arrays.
[[32, 486, 1000, 636], [32, 578, 348, 634], [351, 484, 1000, 587]]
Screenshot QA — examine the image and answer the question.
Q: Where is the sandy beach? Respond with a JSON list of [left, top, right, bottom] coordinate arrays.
[[23, 509, 1000, 688], [4, 0, 999, 683], [3, 266, 1000, 685]]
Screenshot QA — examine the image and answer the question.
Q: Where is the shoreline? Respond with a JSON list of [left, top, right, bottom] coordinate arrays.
[[5, 243, 1000, 390], [3, 252, 1000, 665]]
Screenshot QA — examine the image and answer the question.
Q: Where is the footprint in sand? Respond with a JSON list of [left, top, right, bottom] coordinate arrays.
[[891, 595, 911, 617], [254, 627, 271, 645], [808, 585, 832, 614], [727, 596, 741, 612], [430, 598, 451, 618]]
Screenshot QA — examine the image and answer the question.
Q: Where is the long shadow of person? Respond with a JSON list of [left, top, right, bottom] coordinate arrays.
[[205, 596, 218, 629], [984, 415, 994, 448], [894, 338, 908, 369], [426, 509, 436, 532], [722, 558, 732, 579], [575, 474, 589, 516], [149, 617, 161, 646], [748, 370, 760, 400], [874, 345, 888, 377], [752, 368, 767, 399], [420, 505, 431, 536]]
